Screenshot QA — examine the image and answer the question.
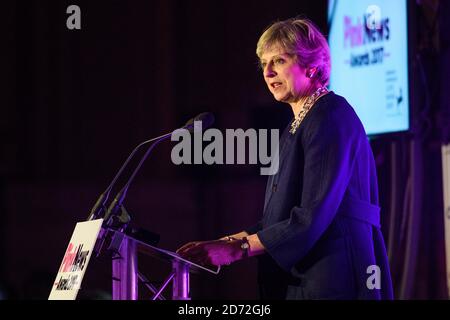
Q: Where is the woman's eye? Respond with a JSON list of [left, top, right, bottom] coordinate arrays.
[[274, 59, 285, 65]]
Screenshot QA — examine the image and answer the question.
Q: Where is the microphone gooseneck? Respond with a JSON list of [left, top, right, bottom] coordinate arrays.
[[98, 112, 215, 227]]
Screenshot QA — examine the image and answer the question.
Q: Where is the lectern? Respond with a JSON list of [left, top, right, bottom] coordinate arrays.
[[98, 227, 220, 300], [50, 113, 218, 300]]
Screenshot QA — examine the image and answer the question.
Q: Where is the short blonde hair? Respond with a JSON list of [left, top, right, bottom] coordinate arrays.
[[256, 18, 331, 86]]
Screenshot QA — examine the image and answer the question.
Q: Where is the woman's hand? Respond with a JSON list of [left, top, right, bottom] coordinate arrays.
[[176, 239, 244, 267]]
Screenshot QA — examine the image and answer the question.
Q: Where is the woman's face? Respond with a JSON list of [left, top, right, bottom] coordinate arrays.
[[260, 44, 310, 104]]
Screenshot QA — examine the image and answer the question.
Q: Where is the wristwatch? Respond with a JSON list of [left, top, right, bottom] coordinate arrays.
[[240, 237, 250, 258], [224, 236, 250, 258]]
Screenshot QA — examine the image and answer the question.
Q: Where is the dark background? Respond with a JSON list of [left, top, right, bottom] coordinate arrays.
[[1, 0, 449, 299]]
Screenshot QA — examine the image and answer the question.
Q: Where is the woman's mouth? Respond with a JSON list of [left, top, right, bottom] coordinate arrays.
[[271, 82, 283, 90]]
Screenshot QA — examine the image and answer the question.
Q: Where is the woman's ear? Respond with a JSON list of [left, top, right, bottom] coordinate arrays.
[[307, 67, 317, 78]]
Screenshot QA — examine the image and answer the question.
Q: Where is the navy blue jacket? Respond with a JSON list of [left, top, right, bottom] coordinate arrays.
[[246, 92, 393, 300]]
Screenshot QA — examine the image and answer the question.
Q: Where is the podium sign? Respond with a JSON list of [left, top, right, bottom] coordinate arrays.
[[49, 219, 103, 300]]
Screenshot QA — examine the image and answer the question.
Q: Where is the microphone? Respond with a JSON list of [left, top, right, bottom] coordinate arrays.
[[180, 112, 215, 133], [196, 112, 215, 129], [98, 112, 215, 228]]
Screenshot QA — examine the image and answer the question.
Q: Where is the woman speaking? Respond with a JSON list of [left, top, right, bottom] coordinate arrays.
[[177, 17, 393, 300]]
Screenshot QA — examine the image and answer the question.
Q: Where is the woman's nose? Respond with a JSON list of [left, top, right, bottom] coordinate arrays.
[[264, 65, 276, 78]]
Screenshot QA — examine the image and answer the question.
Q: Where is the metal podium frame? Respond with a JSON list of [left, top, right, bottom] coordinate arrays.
[[442, 143, 450, 298], [102, 228, 220, 300]]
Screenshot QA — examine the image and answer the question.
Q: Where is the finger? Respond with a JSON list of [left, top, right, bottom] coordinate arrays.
[[178, 246, 203, 258], [182, 250, 217, 268], [182, 241, 214, 254], [181, 251, 207, 265], [176, 242, 199, 254], [178, 245, 205, 259], [176, 242, 197, 253]]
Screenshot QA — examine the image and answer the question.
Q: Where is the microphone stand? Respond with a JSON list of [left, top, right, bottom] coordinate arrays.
[[88, 130, 183, 259], [89, 133, 174, 260], [103, 132, 172, 230], [86, 134, 167, 221], [86, 122, 195, 222], [85, 113, 214, 300], [101, 115, 203, 230]]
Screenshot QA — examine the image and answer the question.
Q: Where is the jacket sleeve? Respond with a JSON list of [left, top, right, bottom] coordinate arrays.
[[245, 220, 263, 234], [257, 105, 362, 272]]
